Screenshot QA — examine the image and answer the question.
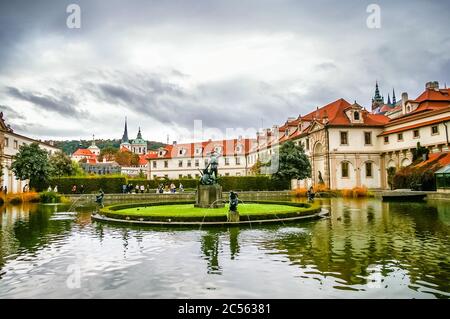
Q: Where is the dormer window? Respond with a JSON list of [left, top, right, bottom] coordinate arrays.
[[214, 146, 222, 153], [195, 147, 202, 155], [354, 111, 360, 121], [236, 144, 242, 153], [285, 129, 289, 136]]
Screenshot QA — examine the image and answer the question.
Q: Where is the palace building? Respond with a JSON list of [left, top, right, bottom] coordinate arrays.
[[0, 112, 60, 193], [149, 81, 449, 190]]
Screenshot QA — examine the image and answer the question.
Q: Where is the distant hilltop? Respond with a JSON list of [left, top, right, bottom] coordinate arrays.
[[49, 139, 166, 155]]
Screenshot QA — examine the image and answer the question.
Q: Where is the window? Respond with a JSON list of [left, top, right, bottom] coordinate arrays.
[[153, 175, 157, 179], [397, 133, 403, 141], [340, 132, 348, 145], [285, 129, 289, 136], [341, 162, 349, 178], [224, 157, 230, 166], [195, 147, 202, 155], [431, 125, 439, 135], [195, 174, 199, 178], [164, 174, 169, 178], [413, 130, 420, 138], [179, 149, 183, 155], [354, 111, 360, 121], [204, 159, 209, 166], [164, 161, 168, 168], [187, 160, 191, 167], [14, 140, 18, 149], [384, 136, 389, 144], [179, 174, 183, 179], [4, 138, 8, 147], [195, 159, 199, 167], [364, 132, 372, 145], [152, 161, 157, 168], [187, 174, 192, 179], [236, 172, 241, 176], [366, 162, 372, 177], [225, 173, 230, 176], [306, 138, 310, 150], [235, 157, 241, 165], [178, 160, 183, 167]]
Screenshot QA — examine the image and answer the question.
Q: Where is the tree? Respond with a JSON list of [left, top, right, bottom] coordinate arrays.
[[272, 141, 311, 182], [11, 142, 51, 190], [71, 160, 85, 176], [115, 150, 132, 166], [249, 159, 267, 175], [49, 151, 74, 177], [98, 146, 118, 162]]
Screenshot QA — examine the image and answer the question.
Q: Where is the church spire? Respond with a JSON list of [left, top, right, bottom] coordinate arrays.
[[137, 126, 143, 140], [121, 117, 129, 143], [372, 81, 384, 112], [392, 88, 396, 105], [387, 93, 391, 105]]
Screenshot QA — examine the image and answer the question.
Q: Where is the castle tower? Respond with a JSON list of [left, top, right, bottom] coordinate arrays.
[[371, 81, 385, 112]]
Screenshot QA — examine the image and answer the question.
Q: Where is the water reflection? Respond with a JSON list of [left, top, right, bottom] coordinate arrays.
[[0, 198, 449, 298]]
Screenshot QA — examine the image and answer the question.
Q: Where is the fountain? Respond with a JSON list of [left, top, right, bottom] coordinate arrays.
[[91, 152, 327, 226]]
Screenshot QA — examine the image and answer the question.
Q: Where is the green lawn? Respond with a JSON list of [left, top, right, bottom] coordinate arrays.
[[114, 203, 306, 218]]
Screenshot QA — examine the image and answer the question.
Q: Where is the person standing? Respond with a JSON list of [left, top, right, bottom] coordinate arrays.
[[140, 184, 145, 194], [179, 183, 184, 192]]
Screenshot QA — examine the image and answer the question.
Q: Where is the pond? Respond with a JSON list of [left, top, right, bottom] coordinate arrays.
[[0, 198, 449, 298]]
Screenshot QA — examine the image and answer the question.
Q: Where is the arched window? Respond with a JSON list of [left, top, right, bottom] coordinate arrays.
[[354, 111, 360, 121]]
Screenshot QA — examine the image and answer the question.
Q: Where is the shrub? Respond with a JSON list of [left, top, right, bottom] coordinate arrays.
[[0, 192, 41, 205], [39, 191, 62, 203], [291, 188, 308, 197], [340, 186, 369, 198]]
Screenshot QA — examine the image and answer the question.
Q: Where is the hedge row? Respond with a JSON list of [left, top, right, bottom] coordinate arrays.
[[49, 175, 290, 194]]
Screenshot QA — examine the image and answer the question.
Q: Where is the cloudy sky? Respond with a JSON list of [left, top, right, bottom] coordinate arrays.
[[0, 0, 449, 143]]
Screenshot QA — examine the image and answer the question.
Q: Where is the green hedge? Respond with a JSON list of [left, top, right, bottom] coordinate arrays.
[[50, 175, 290, 194], [49, 176, 127, 194]]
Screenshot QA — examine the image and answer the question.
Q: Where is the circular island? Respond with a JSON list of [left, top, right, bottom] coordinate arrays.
[[92, 200, 326, 226]]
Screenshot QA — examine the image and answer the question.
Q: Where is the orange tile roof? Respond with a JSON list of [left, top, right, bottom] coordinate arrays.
[[73, 149, 95, 156], [151, 138, 255, 159], [416, 152, 450, 168], [379, 116, 450, 136]]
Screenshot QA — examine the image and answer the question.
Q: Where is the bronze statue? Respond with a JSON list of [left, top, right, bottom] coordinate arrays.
[[318, 171, 325, 184], [198, 151, 221, 185], [229, 191, 239, 212]]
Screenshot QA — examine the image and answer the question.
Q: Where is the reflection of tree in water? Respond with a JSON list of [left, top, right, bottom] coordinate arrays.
[[261, 199, 450, 298], [0, 204, 74, 278], [200, 230, 222, 274]]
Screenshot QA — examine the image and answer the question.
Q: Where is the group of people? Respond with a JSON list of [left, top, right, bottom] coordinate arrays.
[[48, 185, 59, 193], [122, 183, 151, 194], [71, 184, 84, 194], [156, 183, 184, 194], [0, 186, 7, 195]]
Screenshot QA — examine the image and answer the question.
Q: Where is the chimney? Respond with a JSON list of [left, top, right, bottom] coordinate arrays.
[[401, 92, 409, 114], [426, 81, 439, 90], [172, 140, 177, 145]]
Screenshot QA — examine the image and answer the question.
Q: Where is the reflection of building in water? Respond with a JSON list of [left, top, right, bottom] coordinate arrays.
[[258, 198, 450, 297]]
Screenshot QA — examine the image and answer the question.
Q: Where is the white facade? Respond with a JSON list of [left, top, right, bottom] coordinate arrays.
[[1, 114, 60, 193]]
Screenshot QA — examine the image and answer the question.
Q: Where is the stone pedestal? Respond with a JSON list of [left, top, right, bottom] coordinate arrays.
[[227, 210, 240, 222], [195, 184, 225, 208]]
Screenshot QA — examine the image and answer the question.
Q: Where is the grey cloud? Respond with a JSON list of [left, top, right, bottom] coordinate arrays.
[[5, 87, 86, 119], [0, 105, 26, 120]]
